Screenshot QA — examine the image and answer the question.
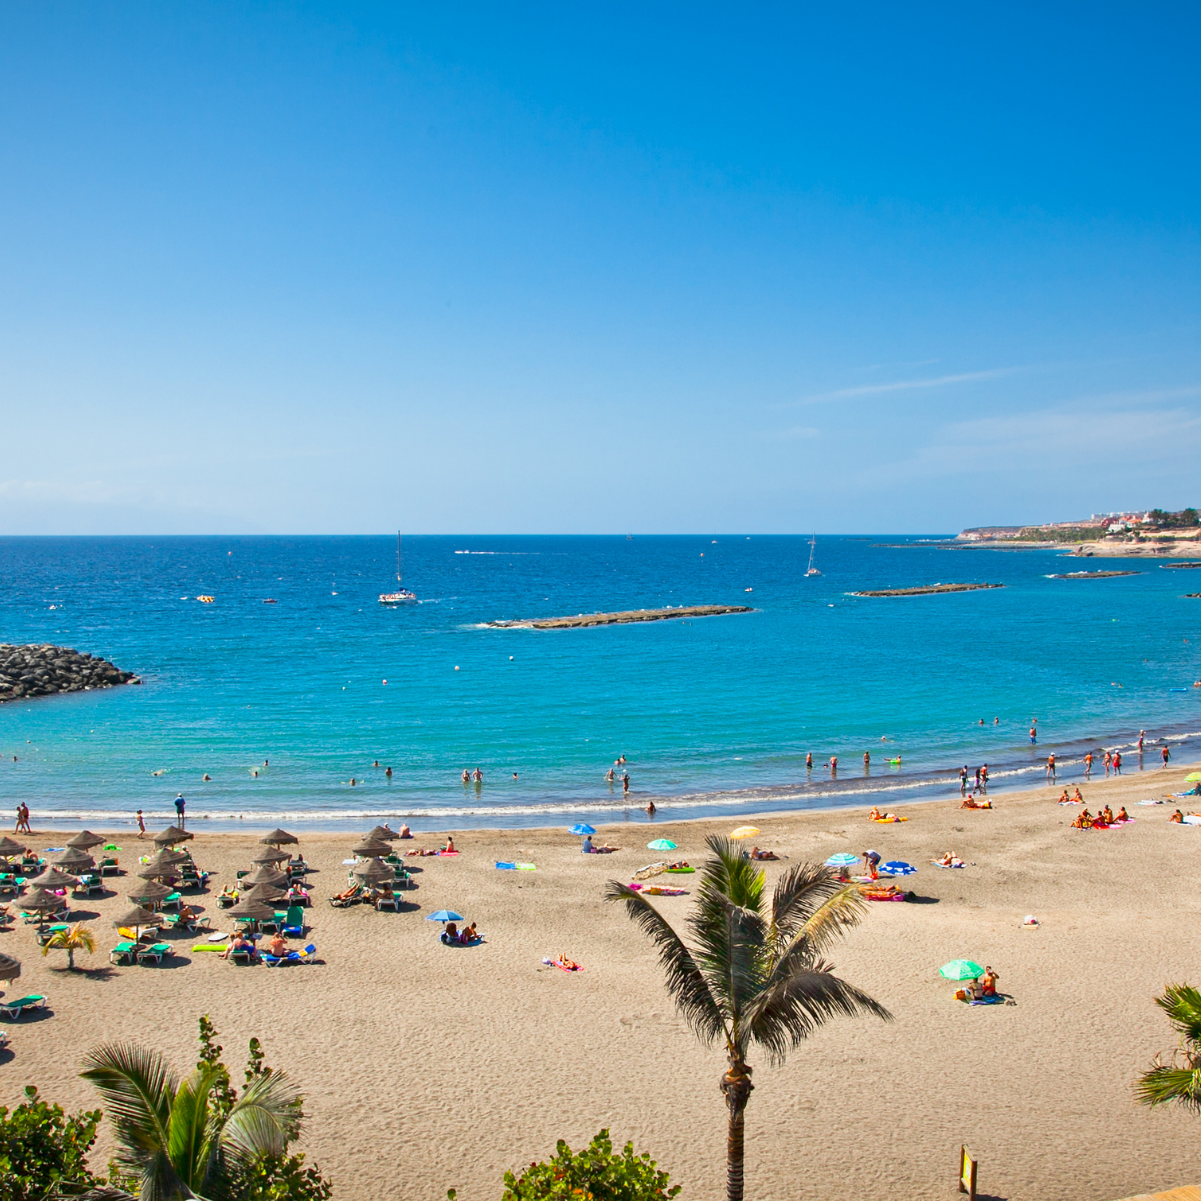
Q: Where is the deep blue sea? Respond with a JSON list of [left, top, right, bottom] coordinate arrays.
[[0, 535, 1198, 834]]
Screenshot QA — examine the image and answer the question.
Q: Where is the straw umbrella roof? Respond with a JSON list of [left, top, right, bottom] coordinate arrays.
[[365, 825, 400, 842], [351, 839, 390, 858], [66, 830, 107, 850], [144, 848, 189, 869], [0, 836, 26, 858], [352, 858, 395, 886], [227, 897, 279, 920], [244, 883, 286, 903], [240, 865, 289, 888], [127, 879, 173, 903], [250, 847, 290, 865], [15, 888, 63, 913], [49, 847, 95, 870], [113, 905, 163, 929], [137, 865, 181, 881], [0, 952, 20, 983], [23, 866, 80, 890], [152, 825, 193, 845], [259, 828, 299, 846]]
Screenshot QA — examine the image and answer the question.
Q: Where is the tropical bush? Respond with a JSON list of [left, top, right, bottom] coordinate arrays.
[[487, 1129, 680, 1200], [41, 922, 97, 971], [0, 1085, 102, 1201], [1137, 984, 1201, 1111]]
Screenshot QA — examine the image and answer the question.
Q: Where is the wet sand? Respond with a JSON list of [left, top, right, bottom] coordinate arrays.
[[4, 762, 1201, 1201]]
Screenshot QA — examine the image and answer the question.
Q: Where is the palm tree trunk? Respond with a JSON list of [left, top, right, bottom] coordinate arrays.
[[66, 948, 74, 971], [720, 1061, 754, 1201]]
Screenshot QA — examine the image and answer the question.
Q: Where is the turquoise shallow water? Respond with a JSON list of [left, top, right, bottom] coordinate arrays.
[[0, 535, 1197, 833]]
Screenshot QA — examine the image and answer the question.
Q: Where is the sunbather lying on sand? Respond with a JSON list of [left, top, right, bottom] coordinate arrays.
[[961, 796, 991, 809], [554, 954, 581, 971], [665, 860, 691, 869], [750, 847, 777, 860], [405, 848, 439, 856], [936, 852, 964, 867]]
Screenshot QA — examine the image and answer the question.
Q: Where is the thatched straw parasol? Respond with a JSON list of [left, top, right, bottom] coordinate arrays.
[[66, 830, 107, 850], [240, 865, 289, 888], [259, 828, 299, 847], [112, 905, 164, 932], [250, 847, 290, 865], [152, 825, 193, 845], [23, 866, 81, 891], [0, 836, 26, 859], [49, 847, 95, 871], [244, 883, 286, 904], [0, 951, 20, 983], [15, 889, 64, 927], [127, 879, 173, 903], [144, 849, 189, 869], [136, 865, 181, 882], [351, 839, 390, 859], [352, 858, 394, 887], [365, 825, 400, 843], [227, 897, 279, 921]]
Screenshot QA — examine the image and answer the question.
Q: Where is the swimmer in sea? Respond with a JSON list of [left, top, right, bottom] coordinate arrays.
[[806, 753, 813, 769], [385, 766, 392, 779], [462, 770, 470, 785], [646, 800, 656, 817], [605, 768, 615, 783]]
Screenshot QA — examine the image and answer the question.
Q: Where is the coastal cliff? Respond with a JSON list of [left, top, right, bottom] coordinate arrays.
[[0, 643, 139, 702]]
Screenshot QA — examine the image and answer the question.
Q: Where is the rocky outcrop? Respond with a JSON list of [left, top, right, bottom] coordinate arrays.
[[487, 604, 754, 629], [0, 644, 139, 703]]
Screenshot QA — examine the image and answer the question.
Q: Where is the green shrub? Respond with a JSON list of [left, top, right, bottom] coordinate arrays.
[[0, 1086, 101, 1201], [493, 1129, 681, 1200]]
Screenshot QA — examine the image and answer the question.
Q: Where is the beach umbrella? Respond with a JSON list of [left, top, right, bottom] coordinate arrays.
[[241, 865, 289, 888], [570, 824, 596, 837], [730, 826, 760, 839], [152, 825, 193, 845], [259, 828, 299, 846], [65, 830, 106, 850], [939, 959, 985, 981], [136, 866, 181, 882], [128, 879, 173, 903], [0, 952, 20, 983], [882, 861, 917, 876], [250, 847, 290, 865], [144, 848, 189, 867], [365, 826, 400, 843], [647, 839, 677, 851], [15, 888, 63, 913], [0, 836, 26, 858], [352, 859, 394, 887], [49, 847, 94, 871], [112, 905, 164, 933], [244, 883, 287, 903], [426, 910, 463, 923], [825, 853, 860, 868], [227, 898, 279, 921], [1186, 772, 1201, 783], [23, 866, 80, 890], [351, 840, 390, 859]]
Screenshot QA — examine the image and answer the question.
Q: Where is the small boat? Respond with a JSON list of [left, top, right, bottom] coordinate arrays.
[[805, 534, 822, 577], [380, 532, 417, 604]]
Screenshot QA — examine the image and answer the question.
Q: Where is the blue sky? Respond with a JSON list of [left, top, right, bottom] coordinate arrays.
[[1, 3, 1198, 534]]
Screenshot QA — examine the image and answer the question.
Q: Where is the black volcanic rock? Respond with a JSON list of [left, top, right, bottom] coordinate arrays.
[[0, 643, 139, 703]]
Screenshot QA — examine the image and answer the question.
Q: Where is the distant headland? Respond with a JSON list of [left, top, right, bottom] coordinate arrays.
[[486, 604, 753, 629], [957, 506, 1201, 558], [0, 644, 139, 703]]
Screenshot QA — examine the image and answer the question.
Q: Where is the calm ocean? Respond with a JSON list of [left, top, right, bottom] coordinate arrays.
[[0, 535, 1197, 833]]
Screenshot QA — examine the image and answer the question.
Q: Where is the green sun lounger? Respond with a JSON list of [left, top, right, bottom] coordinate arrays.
[[109, 941, 138, 964], [136, 942, 172, 965], [0, 995, 47, 1019]]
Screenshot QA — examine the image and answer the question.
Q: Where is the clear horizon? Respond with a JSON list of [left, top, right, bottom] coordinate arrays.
[[1, 4, 1199, 536]]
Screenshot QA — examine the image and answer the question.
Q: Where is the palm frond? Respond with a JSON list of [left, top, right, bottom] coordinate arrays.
[[167, 1066, 224, 1192], [604, 880, 727, 1045], [218, 1068, 305, 1169], [1156, 984, 1201, 1046], [698, 835, 764, 912], [690, 890, 771, 1028], [80, 1042, 177, 1165], [744, 966, 892, 1065], [1136, 1064, 1201, 1110], [769, 865, 862, 948]]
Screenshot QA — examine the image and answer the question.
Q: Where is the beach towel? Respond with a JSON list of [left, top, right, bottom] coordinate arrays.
[[872, 816, 908, 823], [543, 956, 582, 972], [930, 860, 965, 869], [439, 851, 460, 856], [633, 862, 667, 881], [967, 995, 1004, 1006], [496, 862, 537, 871], [634, 885, 688, 896]]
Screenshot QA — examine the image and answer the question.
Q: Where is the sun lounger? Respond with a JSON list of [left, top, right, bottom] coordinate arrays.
[[100, 857, 120, 876], [109, 941, 138, 964], [0, 995, 47, 1019], [229, 946, 257, 965], [328, 887, 364, 908], [374, 894, 399, 911], [136, 942, 173, 965], [281, 906, 305, 934], [36, 923, 71, 947]]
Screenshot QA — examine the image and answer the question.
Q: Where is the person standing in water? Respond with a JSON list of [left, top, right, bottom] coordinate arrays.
[[806, 753, 813, 770], [645, 800, 656, 817], [1083, 751, 1093, 778], [1113, 751, 1122, 775], [472, 767, 483, 785], [863, 751, 870, 770], [605, 767, 615, 783], [622, 772, 630, 794], [1162, 745, 1172, 768], [1046, 754, 1056, 782], [174, 794, 186, 829]]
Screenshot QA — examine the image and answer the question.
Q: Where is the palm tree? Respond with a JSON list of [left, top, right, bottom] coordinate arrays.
[[606, 835, 891, 1201], [1137, 984, 1201, 1111], [80, 1040, 304, 1201], [41, 922, 96, 971]]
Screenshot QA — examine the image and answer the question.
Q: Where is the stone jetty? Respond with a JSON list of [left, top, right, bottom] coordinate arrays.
[[852, 583, 1004, 598], [0, 644, 139, 703], [486, 604, 753, 629]]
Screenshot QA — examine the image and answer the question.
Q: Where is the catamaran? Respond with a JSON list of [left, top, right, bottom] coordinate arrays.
[[379, 532, 417, 604], [805, 533, 821, 577]]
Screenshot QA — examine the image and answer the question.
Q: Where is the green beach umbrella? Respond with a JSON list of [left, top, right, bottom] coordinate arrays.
[[939, 959, 984, 981], [647, 839, 677, 851], [1186, 772, 1201, 783]]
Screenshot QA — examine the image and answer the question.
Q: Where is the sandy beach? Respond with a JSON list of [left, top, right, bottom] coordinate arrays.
[[4, 763, 1201, 1201]]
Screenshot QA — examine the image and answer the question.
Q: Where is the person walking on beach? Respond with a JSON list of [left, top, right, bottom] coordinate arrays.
[[17, 803, 30, 834], [135, 810, 146, 838], [1046, 754, 1056, 782], [974, 767, 982, 790], [1104, 751, 1112, 777], [959, 766, 968, 796], [1162, 745, 1171, 768], [1084, 752, 1093, 778], [1113, 751, 1122, 775], [1139, 730, 1146, 753]]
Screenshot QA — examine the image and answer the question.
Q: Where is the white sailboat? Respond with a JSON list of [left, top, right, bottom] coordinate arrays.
[[379, 532, 417, 604], [805, 533, 822, 577]]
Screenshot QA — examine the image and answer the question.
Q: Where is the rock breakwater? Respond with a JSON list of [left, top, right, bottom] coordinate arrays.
[[0, 644, 139, 703]]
